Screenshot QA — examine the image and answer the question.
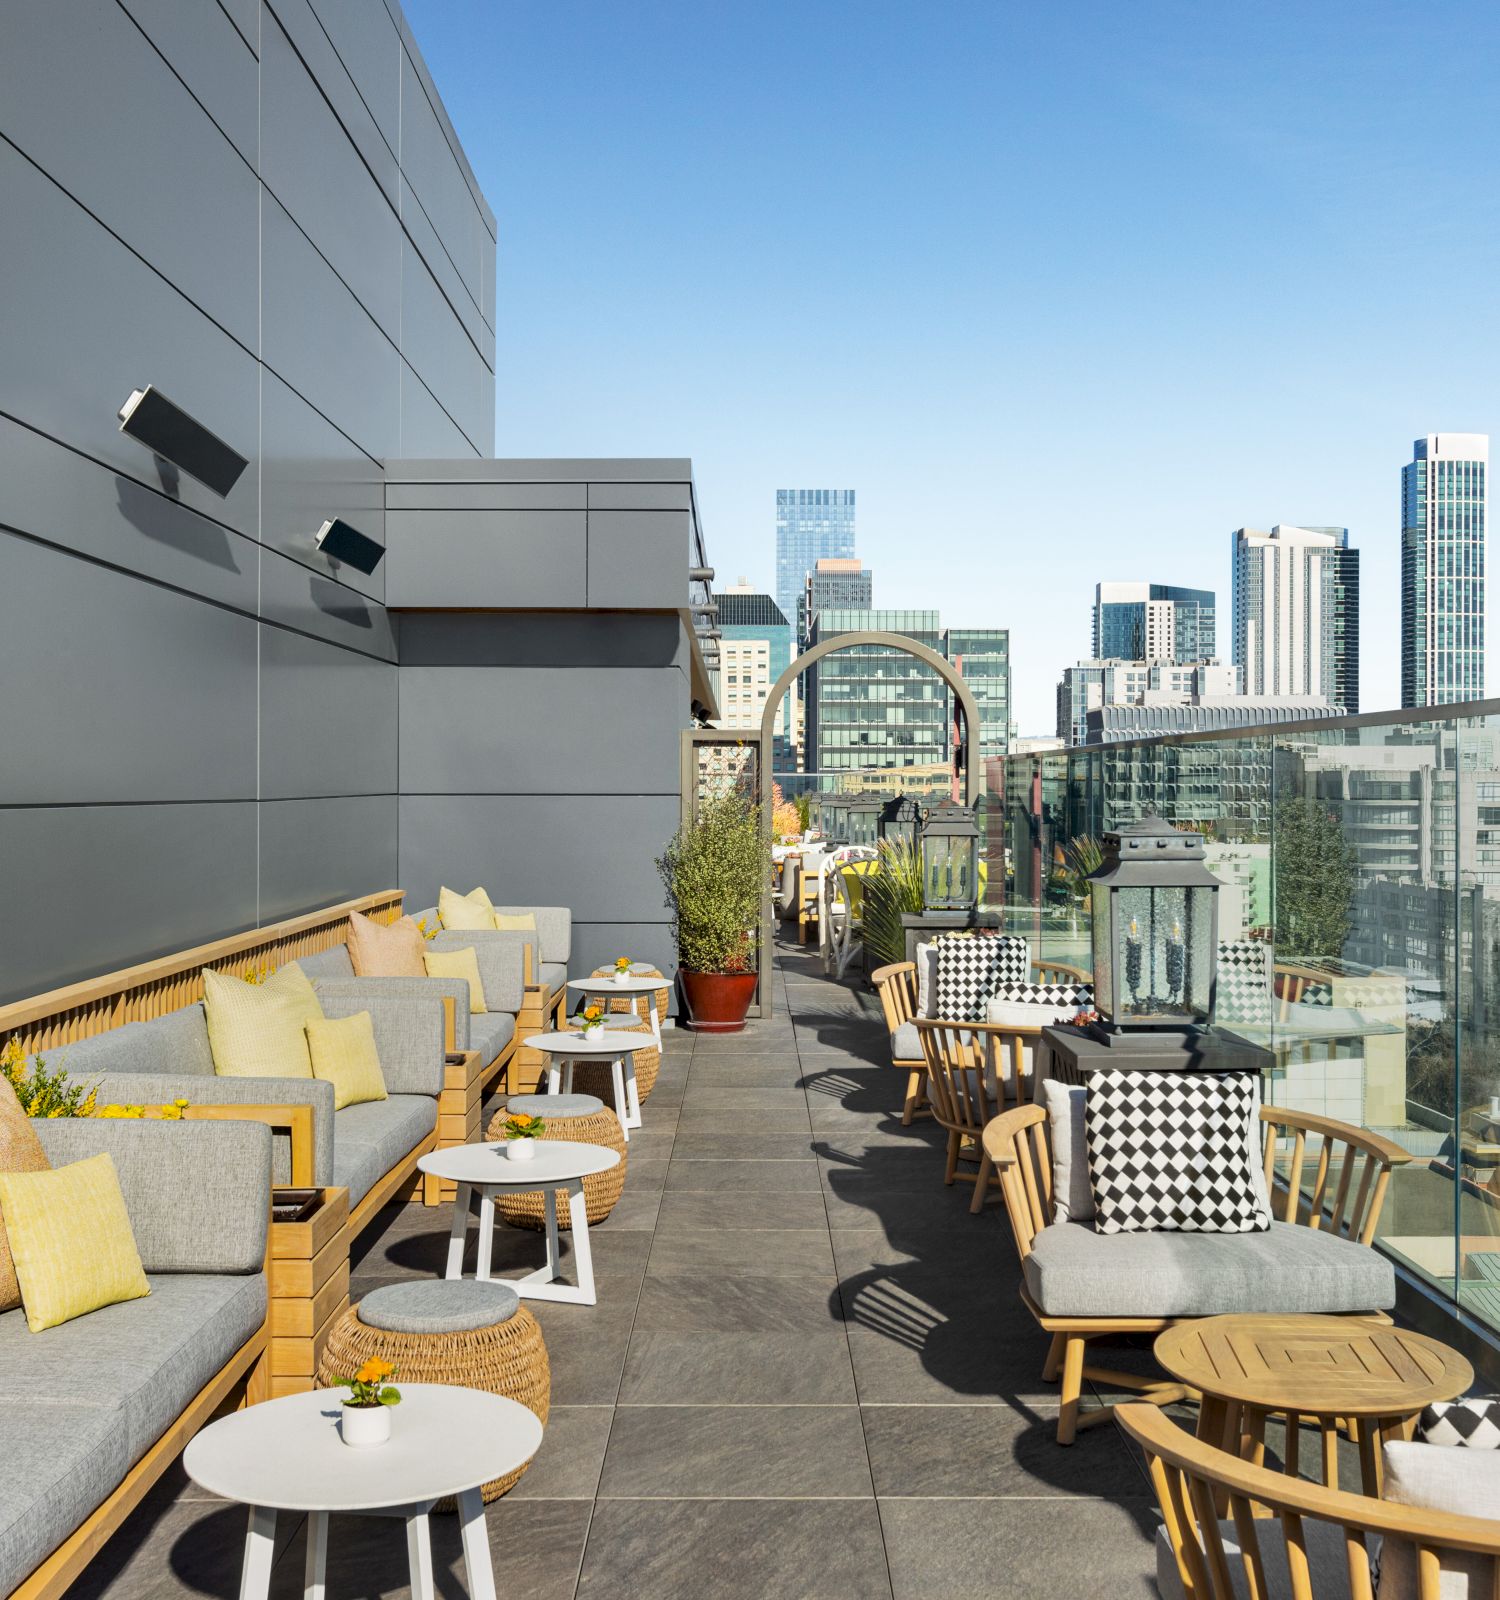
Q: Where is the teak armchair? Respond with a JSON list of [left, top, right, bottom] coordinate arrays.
[[1120, 1402, 1500, 1600], [983, 1101, 1411, 1443]]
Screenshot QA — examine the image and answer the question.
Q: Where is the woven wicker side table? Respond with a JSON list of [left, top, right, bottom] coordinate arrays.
[[317, 1279, 550, 1504], [486, 1092, 626, 1228]]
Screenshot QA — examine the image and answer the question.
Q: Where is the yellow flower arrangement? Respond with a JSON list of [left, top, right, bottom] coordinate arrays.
[[414, 918, 439, 942], [342, 1356, 400, 1408], [95, 1098, 190, 1121], [503, 1111, 545, 1140], [614, 956, 632, 973]]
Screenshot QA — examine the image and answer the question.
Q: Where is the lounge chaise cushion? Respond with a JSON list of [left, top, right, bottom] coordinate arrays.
[[540, 961, 568, 993], [295, 945, 357, 980], [45, 1005, 217, 1077], [891, 1020, 922, 1061], [1022, 1218, 1395, 1318], [203, 963, 322, 1079], [469, 1012, 517, 1068], [347, 910, 427, 978], [495, 906, 571, 965], [330, 1095, 437, 1209]]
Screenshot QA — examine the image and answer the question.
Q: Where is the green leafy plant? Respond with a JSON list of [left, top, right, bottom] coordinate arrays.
[[1058, 834, 1104, 902], [502, 1112, 546, 1140], [861, 840, 925, 970], [657, 790, 767, 973], [0, 1039, 98, 1118], [1272, 796, 1355, 962]]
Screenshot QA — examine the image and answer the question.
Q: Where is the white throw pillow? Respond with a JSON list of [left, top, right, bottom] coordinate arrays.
[[1378, 1441, 1500, 1597], [916, 942, 938, 1018], [1043, 1080, 1093, 1223]]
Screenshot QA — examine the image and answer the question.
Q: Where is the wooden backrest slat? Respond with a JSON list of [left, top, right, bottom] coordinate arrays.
[[1280, 1510, 1313, 1600], [0, 890, 404, 1054], [1284, 1128, 1308, 1224], [1343, 1525, 1374, 1600], [1190, 1477, 1237, 1597], [1228, 1496, 1270, 1600], [1346, 1156, 1377, 1245], [1328, 1146, 1357, 1236], [1306, 1140, 1334, 1230]]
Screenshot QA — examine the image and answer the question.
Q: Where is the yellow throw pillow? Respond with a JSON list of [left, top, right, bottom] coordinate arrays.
[[203, 962, 323, 1078], [0, 1153, 151, 1332], [493, 911, 536, 931], [438, 885, 495, 931], [424, 947, 487, 1013], [305, 1012, 388, 1111]]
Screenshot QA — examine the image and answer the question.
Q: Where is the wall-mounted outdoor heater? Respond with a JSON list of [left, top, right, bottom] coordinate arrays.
[[117, 386, 248, 497], [315, 517, 385, 575]]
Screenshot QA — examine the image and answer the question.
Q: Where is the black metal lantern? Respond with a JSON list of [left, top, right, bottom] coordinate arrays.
[[845, 791, 881, 848], [1087, 814, 1219, 1032], [920, 800, 979, 913], [878, 792, 923, 854]]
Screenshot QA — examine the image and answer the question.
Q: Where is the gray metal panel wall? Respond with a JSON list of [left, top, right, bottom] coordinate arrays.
[[0, 0, 494, 1004]]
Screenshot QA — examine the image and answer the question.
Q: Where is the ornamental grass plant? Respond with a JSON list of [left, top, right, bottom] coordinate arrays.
[[861, 839, 925, 971]]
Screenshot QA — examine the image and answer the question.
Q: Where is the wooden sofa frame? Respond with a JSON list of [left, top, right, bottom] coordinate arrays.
[[982, 1100, 1412, 1444], [1120, 1401, 1500, 1600]]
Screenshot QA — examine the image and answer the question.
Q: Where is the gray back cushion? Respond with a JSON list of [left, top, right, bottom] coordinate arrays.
[[296, 945, 356, 980], [494, 905, 571, 964], [430, 931, 524, 1014], [40, 1005, 216, 1080]]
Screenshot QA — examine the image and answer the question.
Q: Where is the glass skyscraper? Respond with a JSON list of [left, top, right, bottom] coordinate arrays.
[[798, 558, 873, 647], [776, 489, 855, 626], [1402, 433, 1487, 708], [1092, 583, 1216, 664]]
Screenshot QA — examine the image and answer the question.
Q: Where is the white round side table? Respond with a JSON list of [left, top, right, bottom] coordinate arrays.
[[418, 1139, 623, 1305], [183, 1384, 543, 1600], [565, 974, 667, 1052], [522, 1028, 643, 1138]]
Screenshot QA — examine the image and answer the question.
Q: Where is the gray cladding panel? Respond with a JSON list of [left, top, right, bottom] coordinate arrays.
[[258, 796, 399, 924], [259, 545, 396, 662], [399, 795, 682, 924], [398, 666, 686, 795], [305, 0, 401, 152], [261, 372, 385, 603], [399, 52, 483, 307], [384, 511, 586, 609], [260, 17, 401, 339], [0, 141, 260, 540], [117, 0, 259, 164], [0, 534, 258, 806], [0, 0, 259, 348], [400, 237, 485, 450], [587, 484, 694, 511], [571, 924, 678, 997], [385, 459, 692, 484], [587, 511, 692, 607], [259, 627, 397, 800], [0, 803, 259, 1004], [386, 483, 586, 511], [394, 613, 686, 669], [399, 177, 488, 365], [401, 366, 478, 459], [0, 417, 259, 616], [261, 194, 399, 460]]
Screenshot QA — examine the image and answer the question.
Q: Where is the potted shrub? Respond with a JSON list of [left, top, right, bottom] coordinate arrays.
[[657, 789, 767, 1032], [337, 1358, 401, 1448]]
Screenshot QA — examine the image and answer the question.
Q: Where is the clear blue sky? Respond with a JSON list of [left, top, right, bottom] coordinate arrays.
[[405, 0, 1500, 733]]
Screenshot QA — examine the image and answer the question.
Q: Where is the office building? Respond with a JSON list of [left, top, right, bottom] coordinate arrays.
[[945, 629, 1012, 767], [799, 557, 873, 646], [1232, 525, 1359, 711], [1402, 433, 1488, 707], [775, 488, 855, 625], [1087, 696, 1333, 744], [1056, 660, 1236, 747], [1093, 583, 1216, 664], [714, 584, 796, 768]]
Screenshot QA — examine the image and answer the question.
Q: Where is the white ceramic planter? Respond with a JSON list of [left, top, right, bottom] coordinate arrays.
[[612, 971, 629, 986], [505, 1138, 537, 1162], [580, 1025, 603, 1041], [340, 1402, 391, 1449]]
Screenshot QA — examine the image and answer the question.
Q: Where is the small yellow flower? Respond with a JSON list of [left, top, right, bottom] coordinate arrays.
[[355, 1358, 393, 1384], [510, 1113, 535, 1129]]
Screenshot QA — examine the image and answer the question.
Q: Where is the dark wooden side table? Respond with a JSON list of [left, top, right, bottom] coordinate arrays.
[[1032, 1024, 1274, 1101], [1155, 1313, 1473, 1496]]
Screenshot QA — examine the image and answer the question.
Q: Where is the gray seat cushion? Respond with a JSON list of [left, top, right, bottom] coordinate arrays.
[[1022, 1219, 1395, 1318], [0, 1273, 267, 1462], [1155, 1517, 1358, 1600], [505, 1092, 603, 1118], [297, 945, 356, 979], [469, 1012, 516, 1067], [358, 1279, 519, 1335], [891, 1020, 922, 1061], [540, 961, 568, 992], [331, 1095, 438, 1208]]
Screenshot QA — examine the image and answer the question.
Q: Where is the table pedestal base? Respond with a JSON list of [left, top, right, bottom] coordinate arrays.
[[445, 1179, 597, 1306]]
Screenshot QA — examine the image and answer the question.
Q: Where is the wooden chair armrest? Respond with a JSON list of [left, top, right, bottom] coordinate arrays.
[[183, 1103, 315, 1187], [1259, 1105, 1412, 1167], [1033, 961, 1090, 985], [916, 1017, 1048, 1038]]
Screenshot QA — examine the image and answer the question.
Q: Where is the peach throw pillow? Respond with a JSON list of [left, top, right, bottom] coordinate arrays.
[[347, 910, 427, 978], [0, 1073, 51, 1313]]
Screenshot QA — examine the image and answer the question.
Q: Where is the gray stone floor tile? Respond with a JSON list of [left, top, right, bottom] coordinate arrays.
[[668, 1129, 819, 1160], [578, 1499, 892, 1598], [647, 1225, 837, 1277], [507, 1405, 614, 1500], [633, 1270, 847, 1335], [664, 1157, 825, 1191], [599, 1405, 873, 1498], [527, 1296, 641, 1406], [619, 1329, 857, 1404], [878, 1496, 1159, 1599], [678, 1085, 812, 1112], [675, 1106, 813, 1132], [655, 1190, 830, 1232], [591, 1187, 663, 1231]]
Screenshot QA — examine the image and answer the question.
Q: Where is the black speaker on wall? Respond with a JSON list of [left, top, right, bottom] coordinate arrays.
[[315, 518, 385, 575], [118, 386, 249, 497]]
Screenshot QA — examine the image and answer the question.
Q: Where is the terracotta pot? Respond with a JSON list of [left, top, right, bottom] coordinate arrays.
[[679, 969, 757, 1033]]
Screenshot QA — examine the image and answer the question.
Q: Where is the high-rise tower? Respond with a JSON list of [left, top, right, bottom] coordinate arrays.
[[1401, 434, 1487, 708], [775, 489, 855, 626]]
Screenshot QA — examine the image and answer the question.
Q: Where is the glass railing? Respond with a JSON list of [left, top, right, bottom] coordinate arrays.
[[985, 704, 1500, 1340]]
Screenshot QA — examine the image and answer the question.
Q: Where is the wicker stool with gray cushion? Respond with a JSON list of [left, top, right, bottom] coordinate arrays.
[[316, 1279, 549, 1503], [485, 1092, 627, 1228], [589, 966, 666, 1100]]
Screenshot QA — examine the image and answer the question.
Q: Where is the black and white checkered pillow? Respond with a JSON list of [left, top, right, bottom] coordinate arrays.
[[1418, 1399, 1500, 1448], [1085, 1069, 1272, 1235], [994, 980, 1092, 1009], [1215, 941, 1272, 1027], [933, 935, 1028, 1023]]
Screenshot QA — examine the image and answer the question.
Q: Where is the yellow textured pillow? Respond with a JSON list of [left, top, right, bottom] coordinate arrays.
[[424, 947, 487, 1013], [305, 1012, 388, 1111], [493, 911, 536, 931], [203, 962, 323, 1078], [0, 1153, 151, 1332], [438, 885, 495, 931]]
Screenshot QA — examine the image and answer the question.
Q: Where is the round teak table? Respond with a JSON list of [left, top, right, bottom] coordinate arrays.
[[522, 1028, 643, 1139], [183, 1384, 543, 1600], [418, 1139, 623, 1305], [1155, 1313, 1473, 1495]]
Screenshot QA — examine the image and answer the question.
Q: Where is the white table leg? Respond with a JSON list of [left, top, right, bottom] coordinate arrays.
[[561, 1059, 574, 1094], [610, 1056, 630, 1141], [302, 1509, 327, 1600], [546, 1057, 561, 1094], [622, 1053, 642, 1130], [543, 1183, 561, 1283], [457, 1487, 498, 1600], [444, 1182, 470, 1280], [406, 1512, 436, 1600], [475, 1189, 495, 1281], [240, 1506, 276, 1600], [568, 1180, 596, 1305]]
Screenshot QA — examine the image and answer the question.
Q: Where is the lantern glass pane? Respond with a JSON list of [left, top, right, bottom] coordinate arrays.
[[1089, 882, 1112, 1016], [1113, 884, 1213, 1025]]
